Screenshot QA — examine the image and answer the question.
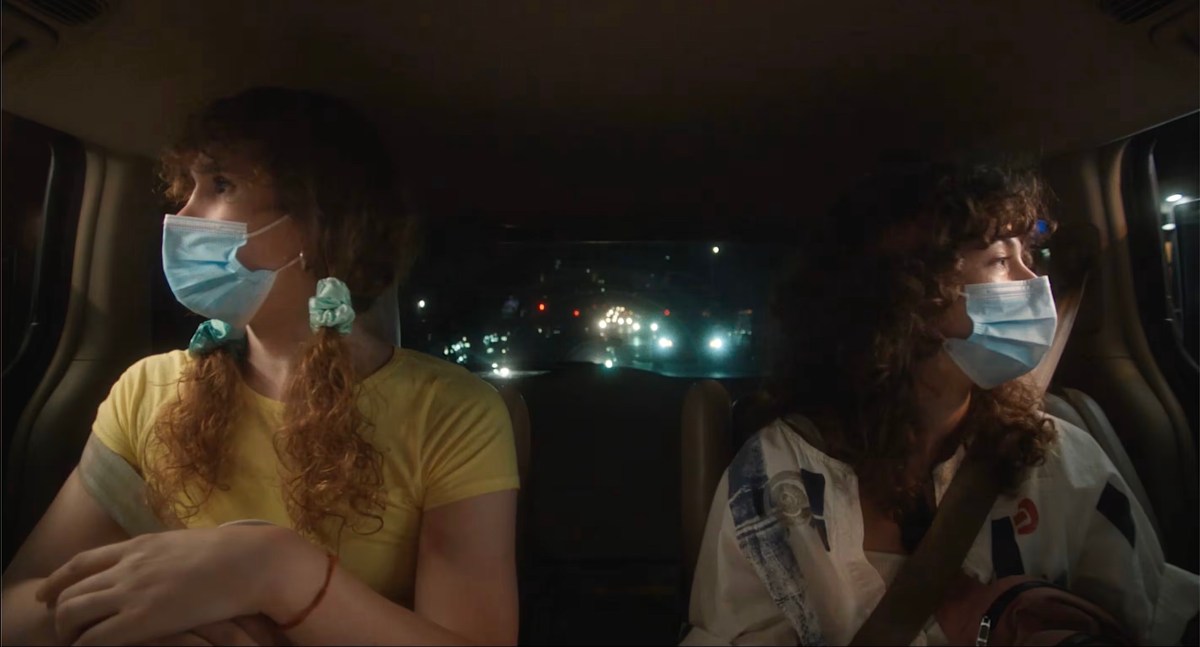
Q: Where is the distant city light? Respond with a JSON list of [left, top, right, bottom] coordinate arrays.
[[650, 323, 659, 332], [664, 309, 671, 317], [604, 359, 614, 369], [658, 337, 674, 349], [499, 367, 511, 378], [417, 299, 426, 309], [632, 323, 641, 332], [573, 309, 581, 317], [709, 337, 725, 350], [538, 303, 546, 312], [712, 246, 721, 254], [1163, 223, 1177, 231], [598, 320, 608, 329], [1167, 194, 1184, 203]]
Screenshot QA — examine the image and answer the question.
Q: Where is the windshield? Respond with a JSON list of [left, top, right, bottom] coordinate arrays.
[[400, 241, 788, 379]]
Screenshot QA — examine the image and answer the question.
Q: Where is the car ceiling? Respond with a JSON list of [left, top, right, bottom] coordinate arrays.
[[3, 0, 1198, 238]]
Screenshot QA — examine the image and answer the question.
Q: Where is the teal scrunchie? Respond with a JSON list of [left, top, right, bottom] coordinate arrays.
[[187, 319, 247, 358], [309, 277, 356, 335]]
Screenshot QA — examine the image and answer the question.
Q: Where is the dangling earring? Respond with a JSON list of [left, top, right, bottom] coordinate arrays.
[[299, 251, 310, 272]]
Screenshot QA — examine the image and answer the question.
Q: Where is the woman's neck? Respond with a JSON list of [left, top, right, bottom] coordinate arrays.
[[911, 351, 975, 472], [242, 318, 310, 400], [241, 318, 393, 401]]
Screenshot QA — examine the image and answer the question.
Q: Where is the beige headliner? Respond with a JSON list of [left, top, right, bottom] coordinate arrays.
[[4, 0, 1198, 225]]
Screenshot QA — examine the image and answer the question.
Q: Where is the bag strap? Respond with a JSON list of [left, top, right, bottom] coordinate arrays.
[[850, 456, 1002, 646]]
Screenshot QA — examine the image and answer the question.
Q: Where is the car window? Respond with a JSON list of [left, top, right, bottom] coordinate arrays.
[[1152, 115, 1199, 364], [1123, 112, 1199, 439], [1, 111, 84, 462], [2, 112, 54, 375], [400, 241, 789, 379], [1167, 198, 1198, 362]]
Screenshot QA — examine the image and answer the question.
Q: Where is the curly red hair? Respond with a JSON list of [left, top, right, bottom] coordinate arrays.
[[147, 88, 417, 544]]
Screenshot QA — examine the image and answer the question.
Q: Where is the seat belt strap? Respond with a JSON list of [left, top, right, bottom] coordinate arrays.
[[1030, 274, 1089, 394], [849, 458, 1001, 645]]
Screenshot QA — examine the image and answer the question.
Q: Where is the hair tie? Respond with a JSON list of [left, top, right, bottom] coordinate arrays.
[[187, 319, 247, 358], [308, 278, 355, 335]]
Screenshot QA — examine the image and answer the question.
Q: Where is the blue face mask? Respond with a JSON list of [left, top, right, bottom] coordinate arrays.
[[943, 275, 1058, 389], [162, 214, 300, 328]]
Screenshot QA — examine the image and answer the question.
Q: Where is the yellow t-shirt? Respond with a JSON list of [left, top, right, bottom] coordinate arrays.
[[89, 348, 519, 606]]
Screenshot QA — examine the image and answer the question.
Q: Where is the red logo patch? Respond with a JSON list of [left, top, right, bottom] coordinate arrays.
[[1013, 498, 1039, 535]]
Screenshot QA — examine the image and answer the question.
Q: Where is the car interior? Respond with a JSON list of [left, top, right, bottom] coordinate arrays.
[[2, 0, 1198, 644]]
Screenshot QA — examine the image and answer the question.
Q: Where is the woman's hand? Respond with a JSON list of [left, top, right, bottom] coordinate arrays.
[[34, 526, 287, 645]]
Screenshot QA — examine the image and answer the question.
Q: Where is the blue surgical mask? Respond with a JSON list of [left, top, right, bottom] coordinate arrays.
[[943, 275, 1058, 389], [162, 214, 300, 328]]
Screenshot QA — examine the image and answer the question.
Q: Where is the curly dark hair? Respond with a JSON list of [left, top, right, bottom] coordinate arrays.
[[768, 157, 1059, 519]]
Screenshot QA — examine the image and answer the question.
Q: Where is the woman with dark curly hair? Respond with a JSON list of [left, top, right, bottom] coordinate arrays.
[[683, 160, 1197, 645], [1, 88, 519, 645]]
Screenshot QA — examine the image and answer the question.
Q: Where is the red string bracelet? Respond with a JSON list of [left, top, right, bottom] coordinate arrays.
[[278, 552, 339, 631]]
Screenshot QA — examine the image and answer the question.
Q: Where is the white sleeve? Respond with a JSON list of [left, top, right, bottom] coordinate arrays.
[[683, 471, 797, 646], [1065, 436, 1199, 645]]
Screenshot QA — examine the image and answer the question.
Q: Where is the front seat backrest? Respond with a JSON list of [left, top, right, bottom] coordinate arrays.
[[495, 383, 531, 491], [680, 379, 732, 598], [494, 383, 531, 560]]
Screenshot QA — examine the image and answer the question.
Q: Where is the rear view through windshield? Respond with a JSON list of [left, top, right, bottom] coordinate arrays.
[[400, 242, 789, 379]]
